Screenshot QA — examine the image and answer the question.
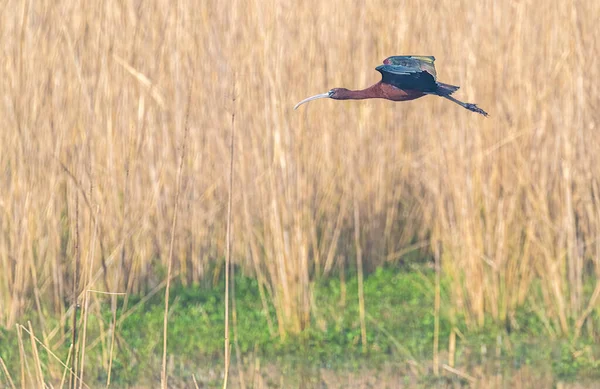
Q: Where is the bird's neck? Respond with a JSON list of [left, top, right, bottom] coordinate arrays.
[[335, 83, 383, 100]]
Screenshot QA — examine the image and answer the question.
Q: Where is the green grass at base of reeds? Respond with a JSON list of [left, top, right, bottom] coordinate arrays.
[[2, 266, 599, 388]]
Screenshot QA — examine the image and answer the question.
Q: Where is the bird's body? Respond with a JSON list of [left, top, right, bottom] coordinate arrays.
[[294, 55, 488, 116], [328, 81, 426, 101]]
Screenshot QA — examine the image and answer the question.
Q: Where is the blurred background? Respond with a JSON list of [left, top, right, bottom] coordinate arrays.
[[1, 0, 599, 387]]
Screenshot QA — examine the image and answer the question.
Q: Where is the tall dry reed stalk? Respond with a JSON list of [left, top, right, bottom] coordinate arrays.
[[223, 79, 237, 389], [1, 2, 599, 382]]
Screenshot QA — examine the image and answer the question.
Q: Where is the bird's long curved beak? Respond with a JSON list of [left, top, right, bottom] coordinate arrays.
[[294, 92, 330, 110]]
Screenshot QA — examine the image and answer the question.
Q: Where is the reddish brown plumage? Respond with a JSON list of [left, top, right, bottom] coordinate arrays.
[[294, 55, 488, 116], [330, 82, 425, 102]]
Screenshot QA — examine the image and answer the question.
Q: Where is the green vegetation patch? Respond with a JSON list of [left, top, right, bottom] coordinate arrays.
[[1, 267, 599, 387]]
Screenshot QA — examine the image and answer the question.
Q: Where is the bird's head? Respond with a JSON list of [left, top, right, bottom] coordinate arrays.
[[328, 88, 351, 99], [294, 88, 350, 110]]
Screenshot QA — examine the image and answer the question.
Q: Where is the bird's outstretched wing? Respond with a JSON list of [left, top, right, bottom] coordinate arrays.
[[382, 55, 437, 78], [376, 64, 438, 92], [376, 55, 438, 92]]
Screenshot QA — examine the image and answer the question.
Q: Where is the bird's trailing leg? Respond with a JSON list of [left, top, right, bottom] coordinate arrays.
[[442, 95, 488, 117]]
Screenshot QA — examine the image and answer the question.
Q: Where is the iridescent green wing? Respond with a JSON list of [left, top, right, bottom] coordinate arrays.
[[382, 55, 437, 78], [376, 56, 437, 92]]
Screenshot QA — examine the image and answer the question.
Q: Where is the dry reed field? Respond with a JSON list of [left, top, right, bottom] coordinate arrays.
[[1, 0, 600, 387]]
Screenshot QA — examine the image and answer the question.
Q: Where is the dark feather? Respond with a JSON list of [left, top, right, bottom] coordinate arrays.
[[382, 55, 437, 78], [376, 64, 438, 92], [436, 82, 460, 96]]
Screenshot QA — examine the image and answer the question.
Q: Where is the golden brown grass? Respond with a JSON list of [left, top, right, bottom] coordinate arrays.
[[1, 0, 600, 386]]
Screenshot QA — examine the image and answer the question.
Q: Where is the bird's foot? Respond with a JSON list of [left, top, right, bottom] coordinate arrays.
[[465, 103, 489, 117]]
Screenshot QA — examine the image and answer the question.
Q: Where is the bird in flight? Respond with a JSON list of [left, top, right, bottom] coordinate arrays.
[[294, 55, 488, 116]]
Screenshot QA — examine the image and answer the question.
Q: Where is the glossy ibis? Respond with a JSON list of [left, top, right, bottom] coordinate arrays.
[[294, 55, 488, 116]]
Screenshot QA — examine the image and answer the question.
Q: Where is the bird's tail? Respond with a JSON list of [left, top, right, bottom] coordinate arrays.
[[436, 82, 460, 96]]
